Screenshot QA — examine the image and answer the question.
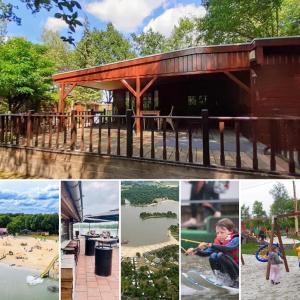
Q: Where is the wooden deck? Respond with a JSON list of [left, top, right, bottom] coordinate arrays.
[[17, 127, 298, 175]]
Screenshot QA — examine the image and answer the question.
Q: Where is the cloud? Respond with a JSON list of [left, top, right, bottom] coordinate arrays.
[[85, 0, 166, 32], [144, 3, 206, 37], [82, 181, 119, 216], [0, 183, 59, 214], [44, 17, 69, 32]]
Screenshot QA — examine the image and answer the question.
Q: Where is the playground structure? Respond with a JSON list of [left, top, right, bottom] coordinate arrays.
[[265, 211, 300, 280], [40, 254, 59, 278]]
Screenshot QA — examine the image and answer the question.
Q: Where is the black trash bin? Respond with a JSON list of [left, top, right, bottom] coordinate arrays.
[[85, 238, 96, 256], [95, 246, 112, 276]]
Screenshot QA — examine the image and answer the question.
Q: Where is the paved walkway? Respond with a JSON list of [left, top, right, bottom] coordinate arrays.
[[75, 239, 119, 300]]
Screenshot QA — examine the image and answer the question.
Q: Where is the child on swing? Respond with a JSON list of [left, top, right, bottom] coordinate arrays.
[[269, 245, 283, 285], [186, 218, 239, 287]]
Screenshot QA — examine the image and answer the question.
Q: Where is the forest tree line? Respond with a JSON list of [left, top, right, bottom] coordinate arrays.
[[0, 213, 59, 235], [121, 183, 179, 205]]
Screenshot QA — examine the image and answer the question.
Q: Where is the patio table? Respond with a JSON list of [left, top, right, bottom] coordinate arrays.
[[89, 237, 118, 248], [141, 110, 161, 130]]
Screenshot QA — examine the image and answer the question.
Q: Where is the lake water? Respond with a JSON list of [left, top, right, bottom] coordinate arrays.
[[0, 264, 58, 300], [121, 200, 178, 246]]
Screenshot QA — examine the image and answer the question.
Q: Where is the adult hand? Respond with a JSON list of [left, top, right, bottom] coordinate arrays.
[[214, 211, 221, 218]]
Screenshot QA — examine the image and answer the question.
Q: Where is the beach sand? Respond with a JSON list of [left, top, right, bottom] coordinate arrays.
[[0, 235, 58, 272], [122, 230, 178, 257], [242, 254, 299, 300]]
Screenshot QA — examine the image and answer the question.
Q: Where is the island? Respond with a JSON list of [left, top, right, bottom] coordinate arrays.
[[140, 211, 177, 220]]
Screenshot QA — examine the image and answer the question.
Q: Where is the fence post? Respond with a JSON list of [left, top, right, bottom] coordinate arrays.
[[126, 109, 133, 157], [26, 110, 33, 147], [70, 110, 77, 151], [202, 109, 210, 166]]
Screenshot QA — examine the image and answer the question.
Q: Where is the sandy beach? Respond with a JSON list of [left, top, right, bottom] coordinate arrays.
[[0, 235, 58, 272], [242, 254, 299, 300], [122, 230, 178, 257]]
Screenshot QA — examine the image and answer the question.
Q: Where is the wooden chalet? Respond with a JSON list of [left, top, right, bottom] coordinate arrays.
[[53, 36, 300, 133]]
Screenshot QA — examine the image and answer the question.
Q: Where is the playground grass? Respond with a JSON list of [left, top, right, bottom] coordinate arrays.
[[242, 241, 297, 256]]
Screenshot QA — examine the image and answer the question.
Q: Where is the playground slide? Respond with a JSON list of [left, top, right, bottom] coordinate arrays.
[[40, 254, 58, 278]]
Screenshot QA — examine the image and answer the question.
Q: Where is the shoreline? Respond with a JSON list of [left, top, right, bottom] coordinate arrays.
[[122, 230, 179, 257]]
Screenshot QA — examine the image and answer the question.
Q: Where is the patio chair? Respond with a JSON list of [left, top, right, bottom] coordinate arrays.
[[166, 106, 175, 131]]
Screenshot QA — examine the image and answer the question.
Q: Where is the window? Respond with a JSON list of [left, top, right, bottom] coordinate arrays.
[[142, 92, 152, 110], [188, 95, 208, 106]]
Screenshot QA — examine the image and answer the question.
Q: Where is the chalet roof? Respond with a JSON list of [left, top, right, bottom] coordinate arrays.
[[52, 36, 300, 91]]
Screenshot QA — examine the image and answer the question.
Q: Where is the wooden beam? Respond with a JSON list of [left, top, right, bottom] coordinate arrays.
[[266, 218, 275, 280], [121, 79, 137, 97], [63, 82, 77, 99], [224, 71, 250, 94], [135, 77, 141, 134], [59, 82, 77, 113], [140, 76, 157, 96]]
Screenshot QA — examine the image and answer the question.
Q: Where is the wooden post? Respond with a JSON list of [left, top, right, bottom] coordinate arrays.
[[219, 121, 225, 166], [293, 181, 299, 236], [126, 109, 133, 157], [70, 110, 77, 151], [266, 218, 275, 280], [202, 109, 210, 166], [59, 83, 65, 113], [136, 77, 141, 135], [270, 119, 277, 171], [26, 110, 33, 147], [276, 227, 289, 273]]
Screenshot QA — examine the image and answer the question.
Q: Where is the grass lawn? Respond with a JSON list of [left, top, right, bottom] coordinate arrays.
[[242, 242, 297, 256]]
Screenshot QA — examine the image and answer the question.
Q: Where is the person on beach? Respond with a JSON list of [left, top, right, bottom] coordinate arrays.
[[186, 218, 239, 287], [269, 245, 283, 285]]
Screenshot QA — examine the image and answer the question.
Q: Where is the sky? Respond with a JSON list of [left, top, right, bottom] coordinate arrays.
[[5, 0, 206, 43], [81, 181, 119, 216], [240, 180, 300, 214], [0, 180, 59, 214]]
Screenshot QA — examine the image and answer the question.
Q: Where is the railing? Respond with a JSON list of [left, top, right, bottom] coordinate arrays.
[[0, 110, 299, 176]]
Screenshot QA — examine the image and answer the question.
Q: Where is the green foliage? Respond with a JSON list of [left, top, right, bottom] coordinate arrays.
[[131, 28, 169, 56], [270, 182, 295, 216], [41, 29, 75, 73], [200, 0, 299, 44], [75, 22, 135, 68], [0, 37, 56, 112], [140, 211, 177, 220], [252, 200, 267, 217], [121, 182, 179, 205], [241, 204, 250, 221], [0, 213, 58, 234], [168, 17, 202, 50], [0, 0, 82, 44]]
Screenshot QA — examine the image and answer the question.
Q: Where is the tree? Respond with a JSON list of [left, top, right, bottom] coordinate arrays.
[[0, 19, 7, 43], [0, 0, 82, 44], [241, 204, 251, 221], [41, 28, 75, 73], [0, 37, 56, 112], [131, 28, 169, 56], [252, 200, 267, 217], [168, 17, 202, 50], [0, 215, 11, 227], [74, 22, 136, 104], [270, 182, 294, 215], [76, 22, 135, 68], [199, 0, 299, 44]]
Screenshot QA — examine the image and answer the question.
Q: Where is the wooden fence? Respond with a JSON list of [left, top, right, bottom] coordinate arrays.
[[0, 110, 299, 176]]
